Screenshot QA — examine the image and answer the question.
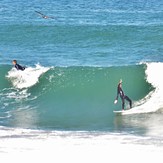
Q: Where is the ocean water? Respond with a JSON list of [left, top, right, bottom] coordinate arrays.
[[1, 0, 163, 162]]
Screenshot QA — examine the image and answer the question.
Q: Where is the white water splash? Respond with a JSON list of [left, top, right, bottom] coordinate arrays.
[[6, 64, 50, 89], [0, 127, 163, 163], [122, 62, 163, 115]]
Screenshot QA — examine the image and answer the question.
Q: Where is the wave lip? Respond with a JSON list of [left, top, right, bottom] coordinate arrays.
[[6, 64, 50, 89], [122, 62, 163, 115]]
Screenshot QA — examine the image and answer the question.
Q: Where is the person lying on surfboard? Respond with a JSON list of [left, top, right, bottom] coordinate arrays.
[[12, 60, 25, 71], [114, 79, 132, 110]]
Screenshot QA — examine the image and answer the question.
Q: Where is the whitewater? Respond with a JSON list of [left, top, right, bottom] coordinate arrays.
[[1, 128, 163, 163], [6, 64, 50, 89], [120, 62, 163, 115]]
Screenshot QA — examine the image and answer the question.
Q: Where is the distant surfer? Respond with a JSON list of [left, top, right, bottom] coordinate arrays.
[[114, 79, 132, 110], [35, 11, 55, 19], [12, 60, 25, 71]]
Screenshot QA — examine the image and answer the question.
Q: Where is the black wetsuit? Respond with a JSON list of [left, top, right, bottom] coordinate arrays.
[[15, 63, 25, 71], [116, 83, 132, 110]]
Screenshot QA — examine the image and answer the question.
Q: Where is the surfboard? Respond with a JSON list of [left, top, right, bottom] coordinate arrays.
[[114, 104, 157, 115], [113, 109, 131, 115], [113, 110, 124, 115]]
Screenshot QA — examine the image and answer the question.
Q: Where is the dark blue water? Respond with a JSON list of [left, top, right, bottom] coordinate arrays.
[[0, 0, 163, 67]]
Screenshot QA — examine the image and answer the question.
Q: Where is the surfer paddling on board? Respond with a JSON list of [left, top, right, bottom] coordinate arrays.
[[114, 79, 132, 110], [12, 60, 25, 71]]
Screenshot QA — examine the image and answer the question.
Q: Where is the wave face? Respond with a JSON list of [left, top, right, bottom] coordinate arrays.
[[0, 63, 155, 130]]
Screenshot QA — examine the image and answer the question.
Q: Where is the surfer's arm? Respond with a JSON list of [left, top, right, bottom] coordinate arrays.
[[15, 64, 25, 71], [15, 64, 19, 70], [114, 87, 119, 104]]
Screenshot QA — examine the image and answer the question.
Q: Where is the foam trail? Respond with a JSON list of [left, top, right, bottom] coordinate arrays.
[[122, 62, 163, 115], [6, 64, 50, 89]]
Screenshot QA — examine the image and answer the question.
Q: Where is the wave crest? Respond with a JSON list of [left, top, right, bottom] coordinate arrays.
[[122, 62, 163, 115], [6, 64, 50, 89]]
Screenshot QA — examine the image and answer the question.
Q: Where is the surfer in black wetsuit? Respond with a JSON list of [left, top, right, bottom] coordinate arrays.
[[114, 79, 132, 110], [12, 60, 25, 71]]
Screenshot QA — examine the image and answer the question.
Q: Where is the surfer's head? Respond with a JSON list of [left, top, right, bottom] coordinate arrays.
[[118, 79, 122, 87], [12, 60, 17, 65], [119, 79, 122, 84]]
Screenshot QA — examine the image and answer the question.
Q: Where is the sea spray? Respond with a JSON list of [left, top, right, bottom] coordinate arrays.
[[6, 64, 50, 89], [121, 62, 163, 115]]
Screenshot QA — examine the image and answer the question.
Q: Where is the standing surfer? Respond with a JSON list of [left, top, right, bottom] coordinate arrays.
[[114, 79, 132, 110]]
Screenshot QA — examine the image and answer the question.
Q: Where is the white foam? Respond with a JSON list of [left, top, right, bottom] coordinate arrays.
[[0, 128, 163, 163], [6, 64, 50, 89], [122, 62, 163, 115]]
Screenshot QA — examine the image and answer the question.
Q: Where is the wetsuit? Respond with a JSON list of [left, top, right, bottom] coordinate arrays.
[[15, 63, 25, 71], [116, 83, 132, 110]]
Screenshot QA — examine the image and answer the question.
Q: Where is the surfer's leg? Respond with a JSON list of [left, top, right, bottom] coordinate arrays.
[[121, 97, 125, 110], [125, 96, 132, 108]]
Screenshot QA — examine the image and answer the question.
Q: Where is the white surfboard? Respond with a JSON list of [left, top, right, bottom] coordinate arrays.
[[113, 108, 132, 115], [113, 105, 151, 115]]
